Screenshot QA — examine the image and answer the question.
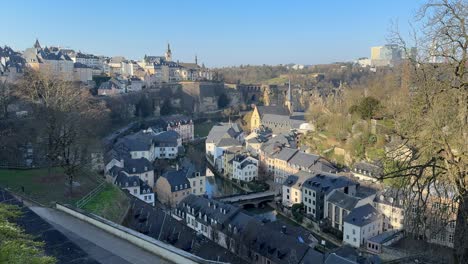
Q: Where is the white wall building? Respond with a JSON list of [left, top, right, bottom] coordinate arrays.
[[343, 204, 382, 248], [232, 156, 258, 182]]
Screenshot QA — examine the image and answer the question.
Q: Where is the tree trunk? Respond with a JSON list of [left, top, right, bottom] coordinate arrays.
[[454, 193, 468, 263]]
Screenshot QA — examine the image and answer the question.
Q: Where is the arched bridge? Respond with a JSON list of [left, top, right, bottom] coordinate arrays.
[[217, 191, 277, 208]]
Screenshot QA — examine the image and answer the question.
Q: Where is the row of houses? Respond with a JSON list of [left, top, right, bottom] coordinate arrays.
[[3, 40, 214, 97], [104, 127, 183, 205], [281, 170, 456, 251]]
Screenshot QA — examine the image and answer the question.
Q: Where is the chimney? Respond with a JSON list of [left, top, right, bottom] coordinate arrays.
[[281, 225, 286, 234]]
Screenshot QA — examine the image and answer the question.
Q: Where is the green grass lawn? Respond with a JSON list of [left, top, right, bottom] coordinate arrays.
[[0, 168, 101, 206], [194, 122, 216, 138], [82, 184, 130, 223]]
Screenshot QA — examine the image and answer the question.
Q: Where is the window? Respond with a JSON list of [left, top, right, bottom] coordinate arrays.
[[352, 229, 356, 235], [286, 195, 289, 199], [313, 192, 316, 197], [133, 189, 137, 194], [200, 179, 203, 184], [200, 187, 203, 192], [353, 238, 356, 242], [193, 181, 196, 186]]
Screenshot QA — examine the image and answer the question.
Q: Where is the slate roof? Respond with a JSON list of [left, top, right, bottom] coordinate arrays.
[[217, 137, 242, 147], [153, 130, 180, 147], [275, 147, 298, 161], [256, 105, 290, 117], [125, 198, 244, 264], [178, 194, 240, 226], [289, 151, 320, 168], [373, 188, 405, 208], [302, 172, 357, 194], [206, 123, 243, 145], [344, 204, 381, 227], [238, 220, 319, 264], [160, 169, 191, 192], [124, 157, 153, 174], [327, 190, 360, 211], [115, 173, 140, 188], [283, 175, 300, 187], [353, 162, 382, 178]]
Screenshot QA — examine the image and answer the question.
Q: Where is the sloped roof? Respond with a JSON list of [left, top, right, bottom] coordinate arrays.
[[344, 204, 381, 227], [275, 147, 298, 162], [288, 151, 320, 169], [256, 105, 290, 117], [123, 158, 153, 174], [327, 190, 360, 211], [302, 172, 357, 194], [161, 169, 191, 192]]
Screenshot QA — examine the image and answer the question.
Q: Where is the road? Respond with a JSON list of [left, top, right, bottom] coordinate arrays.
[[30, 206, 172, 264]]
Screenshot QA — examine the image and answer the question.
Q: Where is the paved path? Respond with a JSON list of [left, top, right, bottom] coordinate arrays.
[[30, 207, 172, 264], [219, 191, 276, 203]]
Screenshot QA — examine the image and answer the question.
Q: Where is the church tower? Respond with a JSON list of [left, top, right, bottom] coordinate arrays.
[[284, 79, 293, 115], [165, 43, 172, 61]]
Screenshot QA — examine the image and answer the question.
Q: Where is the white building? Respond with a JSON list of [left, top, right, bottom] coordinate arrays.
[[232, 155, 258, 182], [282, 173, 310, 207], [187, 171, 206, 196], [205, 122, 244, 170], [343, 204, 382, 248]]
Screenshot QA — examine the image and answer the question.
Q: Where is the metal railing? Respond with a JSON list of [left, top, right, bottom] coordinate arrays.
[[75, 181, 106, 208]]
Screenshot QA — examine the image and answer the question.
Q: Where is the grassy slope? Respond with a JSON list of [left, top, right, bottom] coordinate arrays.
[[82, 184, 130, 223], [0, 168, 100, 205]]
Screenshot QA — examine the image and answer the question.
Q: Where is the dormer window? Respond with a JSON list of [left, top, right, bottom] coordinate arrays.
[[144, 166, 147, 171], [133, 168, 136, 173], [175, 186, 178, 191]]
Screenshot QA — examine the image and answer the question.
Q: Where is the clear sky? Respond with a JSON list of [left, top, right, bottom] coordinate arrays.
[[2, 0, 425, 67]]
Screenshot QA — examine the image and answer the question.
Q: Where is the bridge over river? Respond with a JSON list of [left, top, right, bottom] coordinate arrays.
[[216, 191, 277, 208]]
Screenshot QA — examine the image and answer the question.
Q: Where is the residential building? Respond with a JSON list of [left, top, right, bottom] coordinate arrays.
[[155, 168, 192, 207], [301, 172, 358, 220], [324, 189, 375, 232], [205, 123, 244, 170], [153, 130, 182, 159], [109, 168, 155, 205], [152, 115, 194, 143], [232, 155, 258, 182], [70, 52, 102, 69], [282, 173, 310, 207], [373, 189, 405, 231], [352, 162, 382, 182], [174, 195, 324, 264], [187, 171, 206, 196], [343, 204, 383, 248], [221, 146, 246, 178]]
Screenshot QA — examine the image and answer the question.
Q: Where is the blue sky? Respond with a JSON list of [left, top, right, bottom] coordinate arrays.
[[2, 0, 424, 67]]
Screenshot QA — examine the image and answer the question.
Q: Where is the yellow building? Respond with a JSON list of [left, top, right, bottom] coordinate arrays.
[[155, 169, 191, 207]]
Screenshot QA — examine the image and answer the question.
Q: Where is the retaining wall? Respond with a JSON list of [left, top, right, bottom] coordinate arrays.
[[56, 203, 227, 264]]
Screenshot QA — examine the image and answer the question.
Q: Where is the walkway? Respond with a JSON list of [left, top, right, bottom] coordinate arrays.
[[30, 206, 172, 264], [218, 191, 276, 203]]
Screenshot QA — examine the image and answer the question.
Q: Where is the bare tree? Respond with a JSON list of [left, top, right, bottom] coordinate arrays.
[[0, 80, 13, 119], [16, 69, 109, 194], [384, 0, 467, 262]]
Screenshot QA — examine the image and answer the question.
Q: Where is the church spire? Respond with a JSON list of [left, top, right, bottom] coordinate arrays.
[[34, 38, 41, 49], [165, 43, 172, 62], [195, 54, 198, 65]]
